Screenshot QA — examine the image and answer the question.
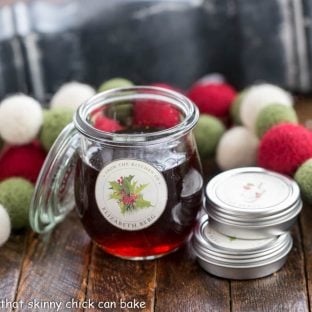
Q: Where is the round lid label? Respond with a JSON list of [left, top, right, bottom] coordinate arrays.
[[204, 223, 275, 251], [215, 172, 291, 210], [95, 159, 168, 231]]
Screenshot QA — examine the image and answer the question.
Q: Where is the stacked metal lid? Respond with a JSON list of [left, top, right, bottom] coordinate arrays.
[[192, 167, 302, 280]]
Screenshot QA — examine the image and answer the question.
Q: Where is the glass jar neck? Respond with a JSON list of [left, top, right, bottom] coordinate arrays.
[[73, 86, 199, 146]]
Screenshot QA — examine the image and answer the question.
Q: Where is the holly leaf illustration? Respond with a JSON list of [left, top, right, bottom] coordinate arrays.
[[109, 181, 122, 192], [135, 183, 148, 195], [110, 192, 122, 200], [123, 175, 134, 195], [135, 196, 152, 209]]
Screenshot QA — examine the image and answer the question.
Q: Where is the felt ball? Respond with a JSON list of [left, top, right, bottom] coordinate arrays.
[[0, 204, 11, 246], [230, 91, 246, 125], [51, 82, 95, 110], [98, 78, 133, 93], [94, 116, 124, 132], [0, 142, 46, 183], [0, 94, 43, 145], [40, 108, 73, 151], [216, 127, 259, 170], [195, 73, 225, 85], [133, 99, 180, 129], [240, 84, 293, 132], [0, 178, 34, 230], [255, 104, 298, 138], [187, 83, 236, 118], [194, 114, 225, 159], [0, 137, 3, 151], [258, 123, 312, 175], [295, 159, 312, 203]]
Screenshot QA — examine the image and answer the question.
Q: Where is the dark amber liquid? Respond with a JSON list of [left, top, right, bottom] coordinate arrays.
[[75, 152, 203, 259]]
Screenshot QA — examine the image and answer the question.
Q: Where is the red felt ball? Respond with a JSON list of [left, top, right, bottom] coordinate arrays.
[[94, 116, 123, 132], [187, 83, 236, 118], [258, 123, 312, 175], [133, 99, 180, 129], [0, 142, 46, 183]]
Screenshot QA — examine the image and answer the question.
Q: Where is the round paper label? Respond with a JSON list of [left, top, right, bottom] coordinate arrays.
[[215, 172, 290, 210], [95, 159, 168, 231]]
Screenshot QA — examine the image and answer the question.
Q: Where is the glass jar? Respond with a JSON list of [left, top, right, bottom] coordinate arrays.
[[30, 86, 203, 260]]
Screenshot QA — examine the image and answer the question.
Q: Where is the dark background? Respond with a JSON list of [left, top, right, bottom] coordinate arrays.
[[0, 0, 311, 103]]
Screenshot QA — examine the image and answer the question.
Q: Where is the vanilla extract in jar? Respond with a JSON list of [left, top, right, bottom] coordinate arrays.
[[30, 87, 203, 260]]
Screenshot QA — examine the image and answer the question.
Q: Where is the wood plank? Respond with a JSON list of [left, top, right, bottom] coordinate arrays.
[[155, 246, 230, 312], [85, 245, 156, 312], [0, 233, 27, 312], [231, 224, 309, 312], [299, 203, 312, 308], [15, 212, 91, 312]]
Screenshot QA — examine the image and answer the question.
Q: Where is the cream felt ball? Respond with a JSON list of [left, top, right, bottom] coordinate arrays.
[[295, 159, 312, 203], [0, 94, 43, 145], [240, 84, 293, 132], [50, 82, 95, 110], [0, 204, 11, 247], [0, 178, 34, 230], [255, 104, 298, 138], [216, 127, 259, 170]]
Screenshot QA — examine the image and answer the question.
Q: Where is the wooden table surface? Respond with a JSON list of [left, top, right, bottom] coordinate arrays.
[[0, 99, 312, 312]]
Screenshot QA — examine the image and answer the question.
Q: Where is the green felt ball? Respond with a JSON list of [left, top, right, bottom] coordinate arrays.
[[98, 78, 134, 93], [0, 137, 3, 151], [0, 178, 34, 229], [98, 78, 134, 125], [194, 114, 225, 159], [295, 159, 312, 204], [40, 108, 74, 151], [255, 103, 298, 138], [230, 91, 246, 125]]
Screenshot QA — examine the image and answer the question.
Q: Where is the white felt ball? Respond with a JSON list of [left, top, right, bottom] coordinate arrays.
[[0, 94, 43, 145], [0, 204, 11, 247], [50, 82, 96, 110], [240, 84, 293, 132], [216, 127, 259, 170]]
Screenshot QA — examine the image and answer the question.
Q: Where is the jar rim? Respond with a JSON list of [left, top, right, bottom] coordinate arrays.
[[73, 86, 199, 146]]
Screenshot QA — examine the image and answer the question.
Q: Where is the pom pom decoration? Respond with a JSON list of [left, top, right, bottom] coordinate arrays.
[[216, 127, 259, 170], [295, 159, 312, 203], [0, 142, 46, 183], [50, 82, 95, 110], [230, 91, 246, 125], [187, 82, 236, 118], [0, 204, 11, 246], [194, 115, 225, 159], [0, 94, 43, 145], [40, 108, 74, 151], [98, 77, 133, 93], [255, 104, 298, 138], [258, 123, 312, 175], [240, 84, 293, 132], [94, 116, 124, 132], [0, 178, 34, 230], [133, 99, 180, 129]]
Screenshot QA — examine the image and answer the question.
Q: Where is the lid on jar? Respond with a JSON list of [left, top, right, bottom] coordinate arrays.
[[206, 167, 300, 216], [191, 215, 293, 279], [29, 123, 79, 233]]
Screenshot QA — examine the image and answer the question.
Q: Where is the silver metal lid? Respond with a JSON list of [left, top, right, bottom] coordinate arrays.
[[205, 167, 302, 238], [192, 215, 293, 279]]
